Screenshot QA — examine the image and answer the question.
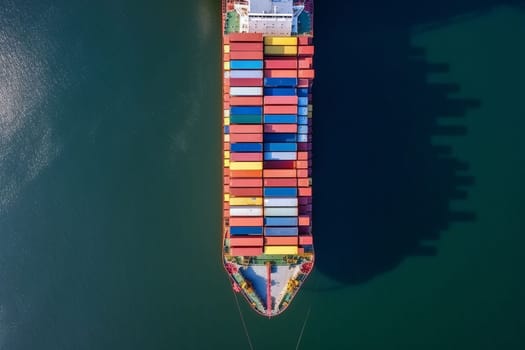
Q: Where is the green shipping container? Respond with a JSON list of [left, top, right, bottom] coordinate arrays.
[[230, 114, 263, 124]]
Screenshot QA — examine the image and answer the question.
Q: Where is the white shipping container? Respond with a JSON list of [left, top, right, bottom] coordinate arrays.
[[264, 207, 298, 216], [230, 70, 263, 78], [265, 151, 297, 160], [230, 206, 263, 216], [230, 87, 263, 96], [264, 198, 298, 207]]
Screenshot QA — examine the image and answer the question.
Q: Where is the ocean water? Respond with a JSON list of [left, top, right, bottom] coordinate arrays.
[[0, 0, 524, 349]]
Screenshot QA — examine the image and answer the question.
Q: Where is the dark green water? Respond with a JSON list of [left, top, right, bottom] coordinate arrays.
[[0, 1, 524, 349]]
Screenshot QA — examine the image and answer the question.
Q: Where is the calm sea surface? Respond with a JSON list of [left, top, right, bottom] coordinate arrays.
[[0, 1, 524, 349]]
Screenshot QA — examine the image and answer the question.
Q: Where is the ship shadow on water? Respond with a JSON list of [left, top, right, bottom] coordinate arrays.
[[310, 0, 523, 286]]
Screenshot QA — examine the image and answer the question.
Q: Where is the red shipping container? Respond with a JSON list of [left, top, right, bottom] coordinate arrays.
[[298, 216, 311, 226], [263, 160, 295, 169], [263, 169, 296, 178], [263, 96, 298, 105], [223, 176, 230, 185], [229, 96, 263, 106], [223, 53, 230, 61], [295, 160, 308, 169], [224, 209, 229, 219], [264, 58, 297, 69], [298, 36, 312, 46], [230, 42, 263, 51], [229, 78, 263, 87], [264, 124, 298, 133], [297, 152, 308, 160], [230, 152, 263, 162], [223, 102, 230, 110], [297, 169, 308, 178], [263, 178, 297, 187], [230, 236, 264, 247], [298, 178, 310, 187], [224, 184, 230, 193], [230, 178, 263, 187], [223, 36, 230, 44], [229, 246, 263, 256], [230, 51, 264, 60], [298, 69, 315, 79], [224, 93, 230, 102], [297, 247, 305, 254], [264, 69, 298, 78], [224, 202, 230, 210], [264, 105, 298, 114], [230, 187, 263, 197], [229, 125, 263, 133], [224, 142, 230, 151], [264, 236, 298, 245], [230, 170, 262, 178], [298, 57, 312, 69], [229, 133, 263, 143], [224, 168, 230, 176], [297, 79, 309, 88], [229, 217, 263, 226], [299, 235, 313, 245], [299, 187, 312, 196], [228, 33, 263, 42], [298, 45, 314, 56]]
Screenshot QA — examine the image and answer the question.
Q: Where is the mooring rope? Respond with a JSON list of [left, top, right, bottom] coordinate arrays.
[[233, 291, 255, 350], [295, 306, 312, 350]]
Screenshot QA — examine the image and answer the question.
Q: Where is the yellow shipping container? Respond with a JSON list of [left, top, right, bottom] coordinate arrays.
[[230, 162, 262, 170], [224, 61, 230, 70], [264, 45, 297, 56], [308, 111, 313, 118], [224, 117, 230, 125], [230, 197, 263, 206], [224, 151, 230, 159], [308, 104, 313, 112], [224, 134, 230, 142], [264, 246, 298, 255], [224, 109, 230, 117], [264, 37, 297, 46], [224, 44, 230, 53], [224, 193, 230, 202], [224, 159, 230, 167]]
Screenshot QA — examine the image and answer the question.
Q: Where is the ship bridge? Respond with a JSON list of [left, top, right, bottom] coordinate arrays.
[[234, 0, 306, 35]]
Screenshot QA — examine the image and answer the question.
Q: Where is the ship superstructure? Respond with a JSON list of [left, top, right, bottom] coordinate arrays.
[[222, 0, 314, 317]]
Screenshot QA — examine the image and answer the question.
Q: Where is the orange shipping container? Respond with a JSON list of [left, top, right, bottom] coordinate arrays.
[[230, 187, 263, 197], [264, 236, 298, 245], [295, 160, 308, 169], [230, 236, 264, 247], [263, 169, 296, 178], [230, 96, 263, 106], [297, 152, 308, 160], [223, 53, 230, 61], [298, 178, 310, 187], [223, 202, 230, 210], [263, 96, 299, 105], [297, 169, 308, 178], [264, 178, 297, 187], [229, 42, 263, 51], [228, 33, 263, 42], [299, 235, 313, 245], [229, 125, 263, 134], [264, 69, 298, 78], [223, 176, 230, 185], [298, 36, 312, 46], [230, 170, 263, 178], [298, 69, 315, 79], [298, 216, 311, 226], [299, 187, 312, 196], [298, 45, 315, 56], [264, 105, 298, 114], [230, 178, 263, 187], [264, 58, 297, 69], [229, 217, 263, 226], [224, 168, 230, 176], [229, 246, 263, 256], [230, 51, 264, 60], [229, 133, 263, 143], [264, 124, 298, 133], [223, 184, 230, 193], [223, 142, 230, 151], [298, 57, 313, 69], [223, 36, 230, 44], [223, 94, 230, 102]]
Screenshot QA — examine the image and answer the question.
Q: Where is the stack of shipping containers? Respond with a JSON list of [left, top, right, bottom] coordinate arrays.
[[224, 32, 314, 257]]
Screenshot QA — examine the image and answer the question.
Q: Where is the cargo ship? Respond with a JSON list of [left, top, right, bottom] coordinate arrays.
[[222, 0, 315, 317]]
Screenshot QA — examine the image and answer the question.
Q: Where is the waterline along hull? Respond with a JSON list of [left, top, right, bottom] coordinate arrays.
[[222, 0, 315, 317]]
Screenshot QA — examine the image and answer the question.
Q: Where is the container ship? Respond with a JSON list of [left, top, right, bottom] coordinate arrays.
[[222, 0, 315, 317]]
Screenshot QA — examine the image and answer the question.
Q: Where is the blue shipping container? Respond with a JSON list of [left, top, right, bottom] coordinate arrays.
[[264, 114, 298, 124], [264, 152, 297, 161], [264, 133, 297, 143], [264, 88, 297, 96], [230, 60, 264, 70], [297, 134, 308, 142], [298, 97, 308, 106], [264, 143, 298, 152], [230, 106, 263, 115], [264, 78, 298, 87], [224, 125, 230, 134], [230, 226, 264, 235], [298, 125, 308, 134], [297, 88, 309, 97], [298, 106, 309, 116], [230, 143, 263, 152], [264, 217, 299, 226], [298, 116, 308, 125], [264, 227, 299, 236], [264, 187, 298, 197]]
